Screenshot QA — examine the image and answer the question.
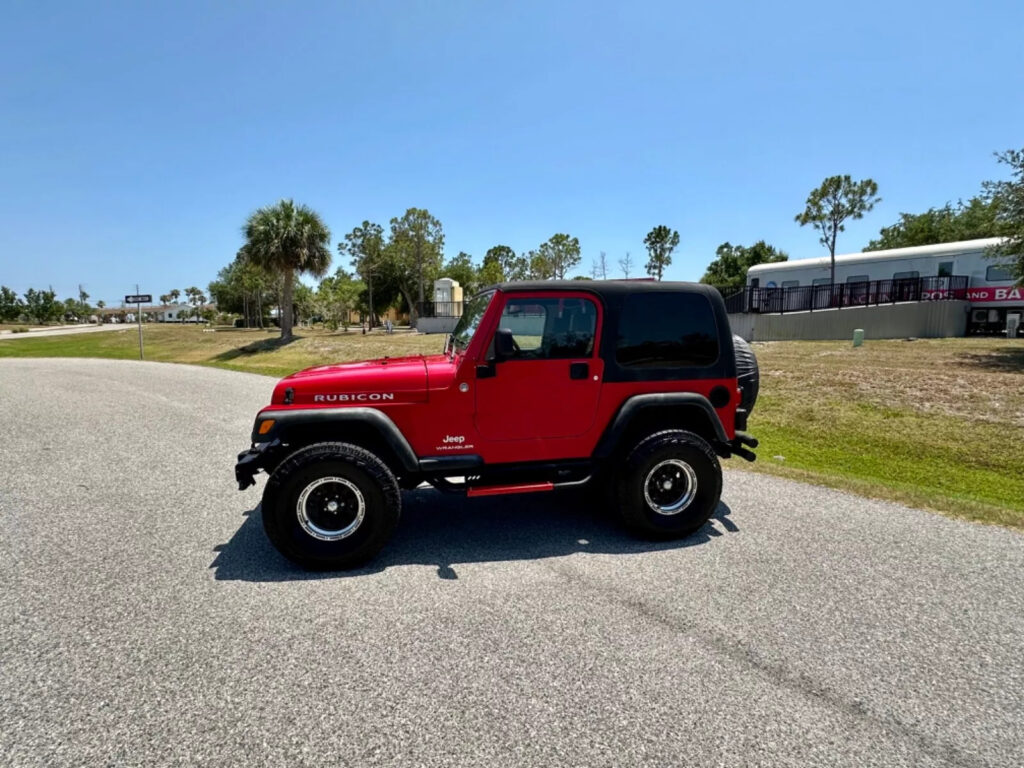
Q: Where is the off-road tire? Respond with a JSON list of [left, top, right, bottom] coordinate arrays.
[[615, 429, 722, 539], [261, 442, 401, 570]]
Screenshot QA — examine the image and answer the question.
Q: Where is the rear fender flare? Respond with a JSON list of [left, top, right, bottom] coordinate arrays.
[[592, 394, 729, 459]]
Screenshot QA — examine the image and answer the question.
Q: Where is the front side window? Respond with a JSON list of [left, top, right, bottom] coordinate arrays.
[[450, 291, 494, 354], [616, 293, 718, 368], [496, 296, 597, 360]]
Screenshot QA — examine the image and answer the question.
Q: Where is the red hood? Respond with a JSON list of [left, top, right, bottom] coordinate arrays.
[[271, 354, 455, 406]]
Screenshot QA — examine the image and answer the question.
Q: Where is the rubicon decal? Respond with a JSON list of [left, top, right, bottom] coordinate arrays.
[[313, 393, 396, 402]]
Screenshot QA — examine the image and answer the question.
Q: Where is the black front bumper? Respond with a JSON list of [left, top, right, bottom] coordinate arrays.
[[235, 440, 281, 490]]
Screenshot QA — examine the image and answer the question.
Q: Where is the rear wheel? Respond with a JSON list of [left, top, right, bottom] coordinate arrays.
[[614, 429, 722, 539], [261, 442, 401, 570]]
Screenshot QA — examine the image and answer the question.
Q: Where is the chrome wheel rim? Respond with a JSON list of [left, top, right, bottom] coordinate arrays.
[[296, 476, 365, 541], [643, 459, 698, 515]]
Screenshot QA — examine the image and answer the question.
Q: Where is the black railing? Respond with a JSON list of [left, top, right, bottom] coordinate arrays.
[[733, 275, 969, 314], [415, 301, 464, 318], [722, 291, 748, 314]]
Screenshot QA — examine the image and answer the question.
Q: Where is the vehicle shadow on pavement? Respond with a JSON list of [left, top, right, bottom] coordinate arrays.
[[210, 490, 739, 582]]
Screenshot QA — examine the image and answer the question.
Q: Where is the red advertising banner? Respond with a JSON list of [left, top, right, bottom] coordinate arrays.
[[919, 286, 1023, 303], [965, 286, 1024, 303]]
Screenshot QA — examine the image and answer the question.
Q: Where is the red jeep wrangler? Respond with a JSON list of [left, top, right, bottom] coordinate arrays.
[[236, 281, 759, 569]]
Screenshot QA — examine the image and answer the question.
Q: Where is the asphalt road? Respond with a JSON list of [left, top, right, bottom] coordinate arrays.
[[1, 358, 1022, 768], [0, 323, 131, 338]]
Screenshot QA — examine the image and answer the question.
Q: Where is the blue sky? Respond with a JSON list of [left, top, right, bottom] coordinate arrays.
[[1, 0, 1022, 304]]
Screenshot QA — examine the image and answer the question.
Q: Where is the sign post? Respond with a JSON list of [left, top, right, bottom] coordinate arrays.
[[124, 289, 151, 360]]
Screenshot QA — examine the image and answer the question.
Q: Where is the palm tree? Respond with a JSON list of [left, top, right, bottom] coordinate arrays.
[[241, 200, 331, 340], [185, 286, 207, 323]]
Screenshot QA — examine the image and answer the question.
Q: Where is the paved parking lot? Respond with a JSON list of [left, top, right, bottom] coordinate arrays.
[[1, 358, 1022, 767]]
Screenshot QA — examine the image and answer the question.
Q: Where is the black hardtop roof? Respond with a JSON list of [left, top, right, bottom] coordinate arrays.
[[481, 278, 735, 382], [489, 280, 718, 299]]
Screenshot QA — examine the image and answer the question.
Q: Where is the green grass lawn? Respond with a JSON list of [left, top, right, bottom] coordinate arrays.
[[2, 326, 1021, 529], [747, 338, 1024, 529]]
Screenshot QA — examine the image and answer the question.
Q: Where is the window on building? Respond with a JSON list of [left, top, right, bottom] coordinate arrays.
[[846, 275, 869, 284], [893, 271, 919, 280], [986, 265, 1014, 282], [812, 278, 831, 287], [616, 293, 718, 368], [498, 297, 597, 360], [781, 280, 800, 288], [938, 261, 954, 277]]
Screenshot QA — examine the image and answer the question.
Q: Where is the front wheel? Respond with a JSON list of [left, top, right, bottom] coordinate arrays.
[[261, 442, 401, 569], [614, 430, 722, 539]]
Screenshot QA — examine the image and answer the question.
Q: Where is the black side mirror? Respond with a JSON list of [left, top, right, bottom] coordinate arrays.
[[493, 328, 516, 361]]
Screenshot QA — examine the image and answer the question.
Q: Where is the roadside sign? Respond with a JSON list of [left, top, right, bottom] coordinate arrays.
[[126, 288, 148, 360]]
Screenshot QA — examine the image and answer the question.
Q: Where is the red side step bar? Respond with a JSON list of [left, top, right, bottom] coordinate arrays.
[[466, 481, 554, 498]]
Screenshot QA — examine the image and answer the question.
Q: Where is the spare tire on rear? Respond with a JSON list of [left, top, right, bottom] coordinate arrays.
[[732, 334, 759, 414]]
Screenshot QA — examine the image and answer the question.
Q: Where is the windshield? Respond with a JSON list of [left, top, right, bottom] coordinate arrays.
[[449, 291, 494, 354]]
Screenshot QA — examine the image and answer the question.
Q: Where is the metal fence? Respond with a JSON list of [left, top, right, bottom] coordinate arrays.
[[726, 275, 969, 314], [415, 301, 464, 318]]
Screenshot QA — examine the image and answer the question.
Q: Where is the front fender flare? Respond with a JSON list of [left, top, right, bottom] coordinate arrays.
[[252, 407, 420, 474]]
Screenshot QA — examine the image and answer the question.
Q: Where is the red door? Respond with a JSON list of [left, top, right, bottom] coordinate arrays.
[[474, 293, 603, 441]]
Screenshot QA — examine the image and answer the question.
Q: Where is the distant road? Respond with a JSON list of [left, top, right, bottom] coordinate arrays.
[[2, 358, 1023, 768], [0, 323, 131, 339]]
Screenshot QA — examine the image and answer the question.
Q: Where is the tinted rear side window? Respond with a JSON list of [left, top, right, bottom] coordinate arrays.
[[616, 292, 719, 368]]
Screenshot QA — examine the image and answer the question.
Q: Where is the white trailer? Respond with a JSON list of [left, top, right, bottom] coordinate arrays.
[[746, 238, 1022, 334]]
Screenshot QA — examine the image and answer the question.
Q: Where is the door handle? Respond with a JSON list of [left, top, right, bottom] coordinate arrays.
[[569, 362, 588, 380]]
